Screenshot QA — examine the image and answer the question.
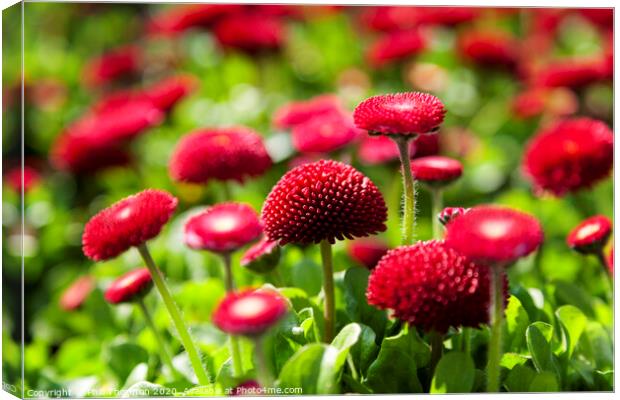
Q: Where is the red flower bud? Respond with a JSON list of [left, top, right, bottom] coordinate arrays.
[[213, 289, 288, 336], [567, 215, 612, 254], [104, 268, 153, 304]]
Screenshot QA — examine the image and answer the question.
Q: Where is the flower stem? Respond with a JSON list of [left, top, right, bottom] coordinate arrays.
[[320, 240, 335, 342], [136, 298, 180, 380], [394, 136, 416, 245], [431, 188, 443, 240], [137, 243, 211, 385], [221, 254, 244, 377], [253, 337, 273, 388], [461, 328, 471, 355], [428, 331, 443, 379], [486, 266, 504, 393], [594, 249, 613, 299]]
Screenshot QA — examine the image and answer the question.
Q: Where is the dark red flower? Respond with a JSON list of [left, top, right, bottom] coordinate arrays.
[[60, 276, 95, 311], [367, 241, 506, 333], [50, 132, 132, 174], [82, 45, 141, 87], [353, 92, 446, 137], [410, 156, 463, 185], [411, 132, 440, 158], [531, 59, 606, 89], [357, 134, 438, 165], [212, 289, 288, 336], [146, 4, 243, 36], [445, 205, 543, 266], [214, 13, 284, 53], [4, 165, 40, 194], [104, 268, 153, 304], [143, 74, 198, 112], [438, 207, 470, 226], [367, 29, 426, 68], [512, 88, 548, 119], [347, 238, 389, 269], [523, 118, 613, 196], [567, 215, 612, 254], [261, 160, 387, 245], [458, 30, 519, 69], [273, 95, 344, 130], [415, 7, 478, 26], [360, 6, 476, 32], [185, 203, 262, 254], [579, 9, 613, 30], [82, 189, 178, 261], [292, 113, 360, 153], [169, 127, 272, 184], [240, 236, 281, 273]]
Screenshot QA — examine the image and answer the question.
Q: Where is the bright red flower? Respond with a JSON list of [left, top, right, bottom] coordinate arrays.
[[262, 160, 387, 245], [214, 13, 284, 53], [82, 189, 178, 261], [367, 29, 426, 68], [523, 118, 613, 196], [360, 6, 476, 32], [143, 74, 198, 111], [438, 207, 470, 226], [169, 127, 272, 184], [367, 241, 506, 333], [512, 88, 548, 119], [273, 95, 344, 130], [532, 59, 606, 88], [410, 156, 463, 185], [185, 203, 262, 254], [347, 238, 389, 269], [579, 9, 613, 29], [104, 268, 153, 304], [291, 113, 360, 153], [445, 205, 543, 266], [146, 4, 243, 36], [82, 45, 141, 87], [415, 7, 478, 26], [4, 165, 40, 194], [458, 30, 519, 69], [60, 276, 95, 311], [212, 289, 288, 335], [240, 236, 281, 273], [50, 132, 132, 174], [357, 134, 438, 165], [353, 92, 446, 137], [567, 215, 612, 254]]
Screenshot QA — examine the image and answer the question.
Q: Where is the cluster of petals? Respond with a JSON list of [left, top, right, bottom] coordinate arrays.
[[261, 160, 387, 245], [367, 29, 426, 68], [530, 58, 609, 89], [82, 45, 141, 88], [566, 215, 612, 255], [522, 118, 613, 196], [213, 289, 288, 336], [82, 189, 178, 261], [214, 12, 285, 53], [104, 268, 153, 304]]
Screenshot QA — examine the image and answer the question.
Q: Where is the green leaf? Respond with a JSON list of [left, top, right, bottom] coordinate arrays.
[[500, 353, 529, 370], [556, 305, 587, 358], [430, 352, 475, 393], [504, 365, 536, 392], [528, 372, 559, 392], [121, 381, 170, 397], [505, 295, 530, 351], [332, 323, 362, 353], [348, 324, 379, 377], [578, 321, 613, 370], [526, 324, 560, 385], [553, 280, 595, 317], [105, 340, 149, 383], [291, 259, 323, 296], [343, 268, 388, 339]]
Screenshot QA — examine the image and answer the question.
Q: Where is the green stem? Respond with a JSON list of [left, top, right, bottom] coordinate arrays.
[[320, 240, 335, 342], [221, 254, 243, 377], [394, 136, 416, 245], [431, 188, 443, 240], [347, 353, 359, 381], [137, 244, 211, 385], [221, 181, 233, 202], [486, 267, 504, 393], [253, 337, 273, 388], [136, 298, 180, 380], [594, 250, 613, 299], [462, 328, 471, 355], [428, 331, 444, 379]]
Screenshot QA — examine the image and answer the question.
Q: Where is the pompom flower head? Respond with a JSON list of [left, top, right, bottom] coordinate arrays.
[[410, 156, 463, 186], [346, 238, 389, 269], [353, 92, 446, 137], [213, 289, 288, 336], [367, 241, 506, 333], [169, 127, 272, 184], [523, 118, 613, 196], [261, 160, 388, 245], [82, 189, 178, 261], [567, 215, 612, 255], [241, 237, 281, 273], [445, 205, 543, 266], [185, 203, 262, 254], [60, 275, 95, 311], [104, 268, 153, 304]]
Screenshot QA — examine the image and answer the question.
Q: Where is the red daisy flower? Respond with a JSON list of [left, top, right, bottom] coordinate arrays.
[[410, 156, 463, 186], [212, 289, 288, 336], [523, 118, 613, 196], [367, 241, 506, 333], [143, 74, 198, 112], [273, 95, 344, 130], [458, 30, 519, 69], [567, 215, 612, 254], [445, 205, 543, 266], [104, 268, 153, 304], [360, 6, 420, 32], [579, 9, 613, 30], [82, 45, 141, 88], [50, 132, 132, 174], [214, 13, 284, 53], [438, 207, 470, 226], [415, 7, 478, 26], [82, 189, 178, 261], [346, 238, 390, 269], [4, 165, 40, 194], [367, 29, 426, 68], [169, 127, 272, 184], [240, 236, 281, 273], [60, 275, 95, 311], [261, 160, 387, 245], [185, 203, 262, 254], [531, 59, 606, 89], [353, 92, 446, 137], [291, 113, 360, 154], [357, 134, 438, 165], [146, 4, 242, 36]]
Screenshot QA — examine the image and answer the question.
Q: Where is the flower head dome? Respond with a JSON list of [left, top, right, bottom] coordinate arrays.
[[567, 215, 612, 254], [82, 45, 141, 87], [438, 207, 470, 226], [410, 156, 463, 186], [104, 268, 153, 304], [367, 241, 506, 333], [169, 127, 272, 184], [143, 74, 198, 111], [50, 131, 131, 174], [445, 205, 543, 266], [213, 289, 288, 336], [291, 113, 360, 154], [532, 59, 606, 88], [261, 160, 387, 245], [240, 237, 281, 273], [82, 189, 178, 261], [60, 275, 95, 311], [214, 13, 284, 53], [347, 238, 389, 269], [185, 203, 262, 254], [523, 118, 613, 196], [367, 29, 426, 68], [273, 95, 344, 130], [353, 92, 446, 137], [458, 30, 519, 69]]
